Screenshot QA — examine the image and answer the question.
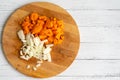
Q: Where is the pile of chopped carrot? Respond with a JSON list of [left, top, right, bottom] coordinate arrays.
[[21, 12, 64, 45]]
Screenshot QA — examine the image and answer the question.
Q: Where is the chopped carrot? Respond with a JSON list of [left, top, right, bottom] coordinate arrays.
[[25, 16, 30, 22], [21, 12, 64, 44], [28, 24, 34, 30], [53, 39, 58, 44], [39, 35, 47, 40], [48, 36, 54, 43], [21, 21, 30, 34], [31, 20, 44, 34], [39, 16, 47, 21], [45, 29, 53, 37], [30, 12, 39, 21], [31, 20, 36, 25], [22, 21, 30, 28], [44, 19, 51, 28]]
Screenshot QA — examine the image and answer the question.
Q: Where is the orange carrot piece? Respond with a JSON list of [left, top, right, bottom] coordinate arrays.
[[31, 20, 44, 34], [56, 33, 61, 40], [53, 39, 58, 44], [39, 16, 47, 21], [23, 26, 29, 34], [22, 21, 30, 28], [30, 12, 39, 21], [25, 16, 30, 22], [39, 35, 47, 40], [48, 36, 54, 43]]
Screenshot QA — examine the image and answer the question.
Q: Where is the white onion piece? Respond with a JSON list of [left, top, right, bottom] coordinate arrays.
[[47, 53, 51, 62], [17, 30, 25, 40], [43, 47, 52, 54], [33, 37, 41, 46], [46, 44, 54, 47]]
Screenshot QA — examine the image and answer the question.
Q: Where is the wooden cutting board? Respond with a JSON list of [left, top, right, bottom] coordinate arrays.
[[2, 2, 80, 78]]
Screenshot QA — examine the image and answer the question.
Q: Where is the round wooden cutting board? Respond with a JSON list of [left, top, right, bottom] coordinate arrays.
[[2, 2, 80, 78]]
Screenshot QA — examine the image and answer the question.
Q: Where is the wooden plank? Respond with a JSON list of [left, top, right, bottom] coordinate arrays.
[[1, 42, 120, 62], [0, 11, 12, 28], [79, 27, 120, 43], [0, 49, 8, 65], [68, 10, 120, 27], [1, 60, 120, 77], [0, 0, 120, 10], [0, 76, 120, 80], [1, 10, 120, 27], [52, 60, 120, 76], [77, 43, 120, 59]]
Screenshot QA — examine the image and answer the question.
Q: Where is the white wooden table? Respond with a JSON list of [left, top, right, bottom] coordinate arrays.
[[1, 0, 120, 80]]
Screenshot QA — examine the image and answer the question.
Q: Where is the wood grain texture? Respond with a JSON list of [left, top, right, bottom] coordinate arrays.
[[2, 2, 80, 78]]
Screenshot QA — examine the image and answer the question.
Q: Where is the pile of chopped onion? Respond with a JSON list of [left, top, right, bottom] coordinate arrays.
[[17, 30, 53, 70]]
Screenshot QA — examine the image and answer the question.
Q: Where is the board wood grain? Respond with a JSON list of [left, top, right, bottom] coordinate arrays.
[[2, 2, 80, 78]]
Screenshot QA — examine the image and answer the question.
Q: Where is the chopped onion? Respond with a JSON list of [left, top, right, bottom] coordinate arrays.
[[17, 30, 54, 71], [17, 30, 25, 40]]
